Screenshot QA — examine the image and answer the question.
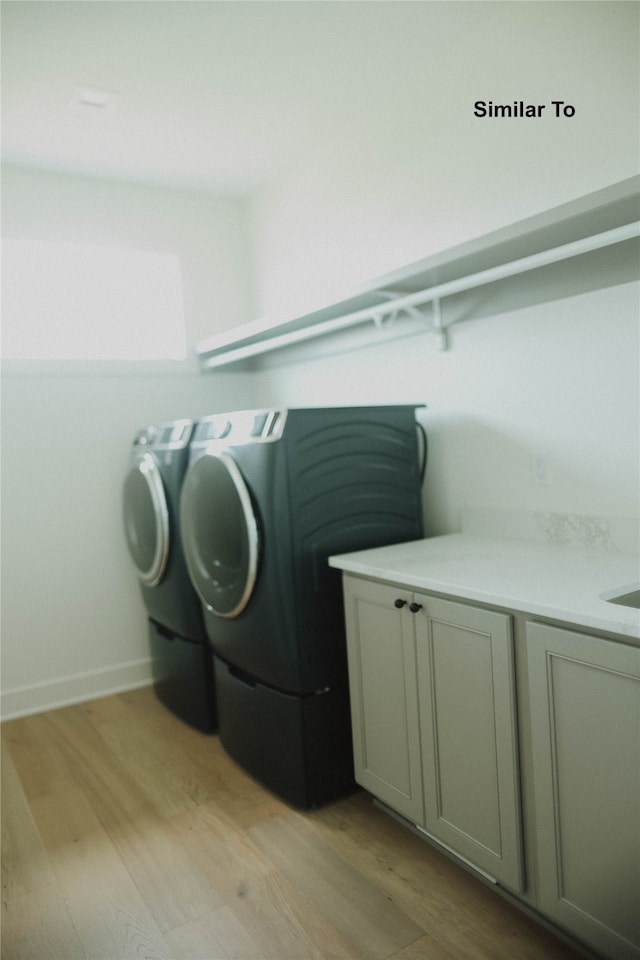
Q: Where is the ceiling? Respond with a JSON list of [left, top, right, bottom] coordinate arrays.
[[1, 0, 498, 195]]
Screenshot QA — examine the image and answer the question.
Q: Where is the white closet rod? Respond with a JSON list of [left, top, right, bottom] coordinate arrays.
[[201, 221, 639, 367]]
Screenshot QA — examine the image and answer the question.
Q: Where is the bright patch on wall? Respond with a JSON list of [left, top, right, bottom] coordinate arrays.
[[2, 238, 187, 361]]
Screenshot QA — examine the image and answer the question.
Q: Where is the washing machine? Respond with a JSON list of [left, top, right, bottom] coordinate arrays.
[[123, 419, 216, 732], [179, 406, 425, 805]]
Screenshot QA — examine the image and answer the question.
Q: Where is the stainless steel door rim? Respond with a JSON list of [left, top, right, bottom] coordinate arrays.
[[123, 451, 170, 587], [180, 451, 259, 618]]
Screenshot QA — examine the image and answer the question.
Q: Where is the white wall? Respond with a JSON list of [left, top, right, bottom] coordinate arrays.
[[249, 1, 639, 544], [251, 2, 639, 319], [1, 168, 257, 718]]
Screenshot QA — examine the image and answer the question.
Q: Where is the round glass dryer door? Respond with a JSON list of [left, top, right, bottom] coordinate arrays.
[[123, 452, 170, 587], [180, 452, 259, 618]]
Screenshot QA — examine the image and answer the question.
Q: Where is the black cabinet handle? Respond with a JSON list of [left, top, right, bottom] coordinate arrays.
[[394, 598, 407, 609], [409, 602, 423, 613]]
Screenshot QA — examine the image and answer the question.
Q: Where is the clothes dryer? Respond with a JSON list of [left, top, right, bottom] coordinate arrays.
[[123, 419, 216, 732], [179, 406, 425, 805]]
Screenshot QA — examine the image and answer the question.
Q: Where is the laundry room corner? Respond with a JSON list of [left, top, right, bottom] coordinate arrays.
[[0, 168, 259, 720]]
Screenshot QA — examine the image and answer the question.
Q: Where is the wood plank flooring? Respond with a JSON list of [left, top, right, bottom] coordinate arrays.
[[2, 686, 584, 960]]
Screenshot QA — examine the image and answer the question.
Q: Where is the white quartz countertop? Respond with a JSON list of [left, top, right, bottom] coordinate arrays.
[[329, 534, 640, 641]]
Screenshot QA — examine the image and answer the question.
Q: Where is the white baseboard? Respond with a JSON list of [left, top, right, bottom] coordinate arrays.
[[0, 658, 154, 721]]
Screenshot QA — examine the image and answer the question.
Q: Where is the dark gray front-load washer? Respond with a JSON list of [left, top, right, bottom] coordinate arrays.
[[123, 419, 216, 732], [179, 406, 425, 805]]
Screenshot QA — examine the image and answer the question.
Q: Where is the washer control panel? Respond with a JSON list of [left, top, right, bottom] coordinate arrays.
[[192, 409, 287, 446], [133, 419, 193, 450]]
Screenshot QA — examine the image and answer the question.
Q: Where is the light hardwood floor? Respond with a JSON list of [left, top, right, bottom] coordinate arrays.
[[2, 686, 584, 960]]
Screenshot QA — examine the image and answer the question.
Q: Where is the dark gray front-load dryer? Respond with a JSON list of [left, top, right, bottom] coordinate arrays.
[[123, 419, 216, 732], [179, 406, 425, 805]]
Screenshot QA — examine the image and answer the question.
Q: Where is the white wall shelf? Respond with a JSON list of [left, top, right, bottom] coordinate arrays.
[[197, 176, 640, 370]]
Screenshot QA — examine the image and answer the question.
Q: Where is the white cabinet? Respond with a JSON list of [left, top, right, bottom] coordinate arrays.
[[343, 578, 423, 822], [414, 595, 523, 892], [334, 535, 640, 960], [527, 622, 640, 960], [343, 575, 523, 891]]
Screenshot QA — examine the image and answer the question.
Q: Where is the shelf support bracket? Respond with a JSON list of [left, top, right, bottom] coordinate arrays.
[[371, 310, 396, 330], [374, 289, 431, 332], [432, 298, 447, 351], [371, 290, 401, 330]]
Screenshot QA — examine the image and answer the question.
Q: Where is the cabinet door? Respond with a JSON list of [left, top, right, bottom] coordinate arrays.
[[527, 623, 640, 960], [342, 576, 424, 822], [415, 596, 524, 891]]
